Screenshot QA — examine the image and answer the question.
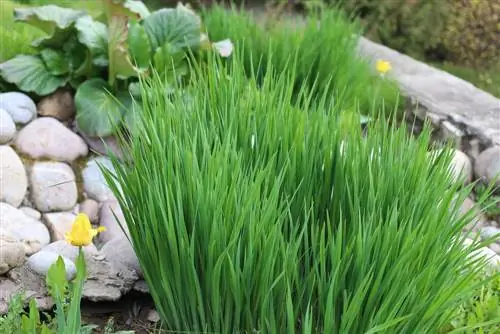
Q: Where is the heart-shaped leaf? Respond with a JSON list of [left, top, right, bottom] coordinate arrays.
[[75, 78, 130, 137], [0, 55, 68, 95], [128, 20, 152, 70], [75, 15, 108, 66], [153, 42, 188, 81], [40, 48, 70, 75], [14, 5, 87, 49], [142, 4, 202, 52]]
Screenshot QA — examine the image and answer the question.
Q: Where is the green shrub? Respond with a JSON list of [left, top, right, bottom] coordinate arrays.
[[202, 5, 402, 118], [102, 45, 495, 332], [437, 0, 500, 69]]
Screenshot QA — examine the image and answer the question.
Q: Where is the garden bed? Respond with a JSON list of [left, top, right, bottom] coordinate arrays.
[[0, 1, 499, 334]]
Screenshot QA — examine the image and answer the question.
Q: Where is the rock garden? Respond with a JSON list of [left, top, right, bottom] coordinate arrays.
[[0, 0, 499, 333]]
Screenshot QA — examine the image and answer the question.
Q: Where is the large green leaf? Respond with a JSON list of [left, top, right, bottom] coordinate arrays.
[[63, 37, 94, 77], [128, 20, 151, 70], [142, 3, 202, 52], [40, 48, 69, 75], [0, 55, 68, 96], [75, 78, 130, 137], [153, 42, 188, 81], [14, 5, 87, 49], [123, 98, 143, 135], [103, 0, 150, 20], [108, 16, 137, 82], [75, 15, 108, 67]]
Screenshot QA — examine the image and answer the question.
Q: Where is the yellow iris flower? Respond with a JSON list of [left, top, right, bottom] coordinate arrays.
[[376, 59, 392, 75], [65, 213, 106, 247]]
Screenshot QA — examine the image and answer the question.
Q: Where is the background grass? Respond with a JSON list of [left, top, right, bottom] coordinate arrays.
[[202, 5, 403, 118]]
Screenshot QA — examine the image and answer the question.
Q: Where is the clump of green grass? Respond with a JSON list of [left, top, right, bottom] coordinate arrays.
[[201, 5, 403, 118], [101, 46, 496, 333]]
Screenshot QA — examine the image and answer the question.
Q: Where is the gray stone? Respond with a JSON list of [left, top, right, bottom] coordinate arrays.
[[0, 108, 16, 143], [42, 212, 76, 242], [0, 92, 37, 124], [41, 240, 99, 262], [147, 309, 160, 323], [450, 150, 473, 185], [459, 197, 486, 231], [463, 238, 500, 272], [19, 207, 41, 220], [133, 280, 149, 294], [79, 199, 100, 224], [99, 199, 129, 243], [0, 237, 25, 274], [441, 120, 464, 148], [0, 145, 28, 207], [82, 157, 121, 202], [0, 202, 50, 255], [475, 146, 500, 188], [77, 130, 125, 161], [101, 237, 142, 277], [14, 117, 88, 162], [479, 226, 500, 241], [27, 250, 76, 281], [37, 89, 75, 121], [30, 161, 78, 212]]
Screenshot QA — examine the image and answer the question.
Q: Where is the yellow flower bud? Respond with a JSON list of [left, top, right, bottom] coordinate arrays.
[[375, 59, 392, 75], [65, 213, 106, 247]]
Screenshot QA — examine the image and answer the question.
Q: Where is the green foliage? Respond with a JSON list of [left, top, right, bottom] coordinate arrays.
[[102, 48, 494, 332], [202, 6, 402, 119], [437, 0, 500, 70], [0, 1, 231, 137]]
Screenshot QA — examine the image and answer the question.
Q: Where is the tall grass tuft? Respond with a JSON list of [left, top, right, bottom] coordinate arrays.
[[201, 5, 402, 118], [103, 51, 491, 333]]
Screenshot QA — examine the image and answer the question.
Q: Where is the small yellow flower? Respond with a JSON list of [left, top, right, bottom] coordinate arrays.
[[65, 213, 106, 247], [376, 59, 392, 75]]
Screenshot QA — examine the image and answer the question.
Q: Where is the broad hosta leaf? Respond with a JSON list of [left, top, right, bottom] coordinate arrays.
[[108, 16, 137, 81], [14, 5, 87, 49], [63, 38, 94, 77], [153, 42, 188, 81], [0, 55, 68, 96], [75, 15, 108, 66], [75, 78, 129, 137], [104, 0, 150, 20], [123, 98, 143, 134], [14, 5, 86, 34], [142, 4, 202, 52], [128, 20, 151, 70], [40, 48, 69, 75]]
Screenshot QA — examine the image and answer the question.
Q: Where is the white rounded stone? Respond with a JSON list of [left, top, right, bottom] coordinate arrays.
[[30, 161, 78, 212], [0, 108, 16, 143], [0, 92, 37, 124], [0, 145, 28, 207]]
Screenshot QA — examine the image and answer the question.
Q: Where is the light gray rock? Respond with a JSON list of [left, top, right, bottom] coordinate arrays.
[[27, 251, 76, 281], [99, 199, 129, 243], [475, 146, 500, 188], [14, 117, 88, 162], [479, 226, 500, 241], [0, 202, 50, 255], [19, 207, 41, 220], [459, 197, 486, 231], [463, 238, 500, 272], [42, 212, 76, 242], [0, 108, 16, 144], [0, 237, 25, 274], [0, 92, 37, 124], [30, 161, 77, 212], [42, 240, 99, 262], [79, 199, 100, 223], [147, 309, 160, 323], [450, 150, 473, 185], [37, 89, 75, 121], [82, 157, 121, 202], [101, 237, 142, 277], [77, 131, 125, 161], [0, 146, 28, 207]]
